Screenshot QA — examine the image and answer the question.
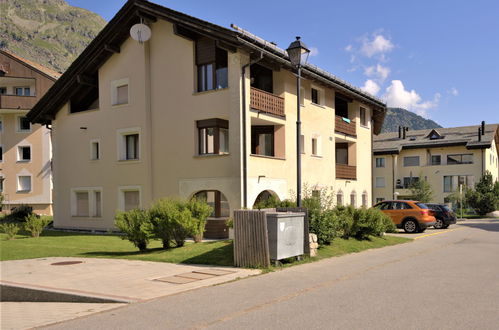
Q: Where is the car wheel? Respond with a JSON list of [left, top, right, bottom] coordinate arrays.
[[434, 218, 444, 229], [403, 219, 419, 233]]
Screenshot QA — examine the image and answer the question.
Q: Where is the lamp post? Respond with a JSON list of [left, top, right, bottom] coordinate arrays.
[[287, 37, 310, 207]]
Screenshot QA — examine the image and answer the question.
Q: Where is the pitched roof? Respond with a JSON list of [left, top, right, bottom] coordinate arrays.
[[0, 49, 61, 80], [373, 124, 499, 154], [27, 0, 386, 132]]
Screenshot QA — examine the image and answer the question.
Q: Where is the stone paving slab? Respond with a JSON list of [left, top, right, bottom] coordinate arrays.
[[0, 302, 125, 330], [0, 257, 260, 303]]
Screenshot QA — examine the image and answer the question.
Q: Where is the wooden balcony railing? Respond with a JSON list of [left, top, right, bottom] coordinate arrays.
[[336, 164, 357, 180], [0, 95, 38, 110], [250, 87, 285, 117], [335, 115, 356, 137]]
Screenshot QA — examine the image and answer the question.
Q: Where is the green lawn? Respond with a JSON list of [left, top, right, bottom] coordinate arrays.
[[1, 230, 410, 268]]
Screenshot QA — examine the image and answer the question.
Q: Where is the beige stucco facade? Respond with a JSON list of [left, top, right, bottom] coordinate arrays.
[[373, 144, 499, 205], [0, 50, 55, 214], [39, 17, 379, 230]]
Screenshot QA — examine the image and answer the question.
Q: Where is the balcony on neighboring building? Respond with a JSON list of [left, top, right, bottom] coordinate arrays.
[[335, 115, 356, 137], [250, 87, 285, 117], [336, 164, 357, 180], [0, 94, 37, 110]]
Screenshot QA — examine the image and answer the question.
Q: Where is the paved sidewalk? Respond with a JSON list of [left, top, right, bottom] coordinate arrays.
[[0, 257, 259, 329]]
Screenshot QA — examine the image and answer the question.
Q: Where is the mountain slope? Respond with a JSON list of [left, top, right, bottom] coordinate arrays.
[[0, 0, 106, 73], [381, 107, 442, 133]]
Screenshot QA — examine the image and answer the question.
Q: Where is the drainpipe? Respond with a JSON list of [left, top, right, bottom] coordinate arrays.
[[392, 154, 395, 200], [241, 52, 263, 208]]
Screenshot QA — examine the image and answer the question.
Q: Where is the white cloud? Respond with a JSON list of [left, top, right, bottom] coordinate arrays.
[[383, 80, 440, 117], [309, 47, 319, 57], [360, 34, 394, 58], [345, 44, 353, 52], [361, 79, 381, 96], [364, 64, 390, 82], [449, 87, 459, 96]]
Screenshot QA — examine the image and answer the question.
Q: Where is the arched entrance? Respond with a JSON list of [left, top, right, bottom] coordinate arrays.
[[193, 190, 230, 218], [253, 190, 280, 209]]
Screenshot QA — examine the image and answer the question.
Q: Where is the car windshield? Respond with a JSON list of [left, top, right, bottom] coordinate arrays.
[[416, 203, 429, 209]]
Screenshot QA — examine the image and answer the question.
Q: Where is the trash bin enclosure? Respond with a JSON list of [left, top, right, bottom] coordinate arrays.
[[266, 212, 304, 260]]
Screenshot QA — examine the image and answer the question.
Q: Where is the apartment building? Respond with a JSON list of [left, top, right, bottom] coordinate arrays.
[[373, 123, 499, 205], [27, 0, 387, 233], [0, 50, 59, 214]]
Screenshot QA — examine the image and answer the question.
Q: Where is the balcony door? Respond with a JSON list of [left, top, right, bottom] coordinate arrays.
[[250, 64, 273, 93]]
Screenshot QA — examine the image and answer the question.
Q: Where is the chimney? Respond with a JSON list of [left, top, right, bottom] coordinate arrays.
[[402, 126, 408, 139], [481, 121, 485, 135], [398, 126, 402, 139], [478, 127, 482, 142]]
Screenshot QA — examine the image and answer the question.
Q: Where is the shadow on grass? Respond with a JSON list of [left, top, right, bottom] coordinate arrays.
[[182, 242, 234, 266]]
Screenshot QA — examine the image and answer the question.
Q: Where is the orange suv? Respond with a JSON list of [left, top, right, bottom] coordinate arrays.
[[373, 200, 436, 233]]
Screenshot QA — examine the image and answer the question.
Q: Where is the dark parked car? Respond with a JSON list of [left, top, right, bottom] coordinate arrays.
[[426, 203, 457, 229]]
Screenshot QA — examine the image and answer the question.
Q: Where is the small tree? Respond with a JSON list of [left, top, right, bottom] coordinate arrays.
[[24, 214, 52, 237], [187, 197, 213, 243], [410, 178, 433, 203], [465, 171, 499, 215], [115, 209, 151, 251]]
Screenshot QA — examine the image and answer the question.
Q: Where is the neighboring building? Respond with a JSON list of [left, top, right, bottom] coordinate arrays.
[[0, 50, 59, 214], [373, 123, 499, 205], [28, 0, 387, 233]]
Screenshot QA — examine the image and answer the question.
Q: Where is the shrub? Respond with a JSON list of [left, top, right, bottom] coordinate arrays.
[[351, 208, 394, 240], [115, 209, 151, 251], [309, 209, 338, 245], [24, 214, 52, 237], [0, 223, 20, 240], [253, 194, 296, 209], [4, 204, 33, 222], [148, 198, 194, 248], [187, 198, 213, 243], [465, 171, 499, 215]]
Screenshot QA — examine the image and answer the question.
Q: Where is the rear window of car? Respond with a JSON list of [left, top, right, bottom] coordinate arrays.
[[415, 203, 429, 209], [440, 205, 451, 212], [427, 204, 439, 210]]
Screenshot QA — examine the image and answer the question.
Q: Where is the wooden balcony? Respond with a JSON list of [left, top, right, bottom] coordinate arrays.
[[0, 95, 38, 110], [336, 164, 357, 180], [335, 115, 356, 137], [250, 87, 285, 117]]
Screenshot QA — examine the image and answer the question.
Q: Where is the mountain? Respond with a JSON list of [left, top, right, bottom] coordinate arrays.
[[0, 0, 106, 73], [381, 107, 442, 133]]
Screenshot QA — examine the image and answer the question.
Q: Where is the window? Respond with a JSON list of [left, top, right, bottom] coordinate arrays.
[[251, 126, 274, 157], [116, 84, 128, 105], [17, 175, 31, 192], [125, 134, 139, 160], [196, 37, 228, 92], [197, 119, 229, 155], [300, 135, 305, 154], [250, 64, 273, 93], [0, 87, 6, 95], [124, 191, 140, 211], [0, 145, 3, 162], [375, 197, 385, 203], [90, 140, 100, 160], [375, 157, 385, 168], [118, 128, 141, 161], [194, 190, 230, 218], [18, 146, 31, 161], [375, 177, 385, 188], [111, 78, 129, 106], [311, 136, 320, 156], [311, 87, 324, 105], [362, 193, 368, 207], [337, 192, 343, 206], [444, 175, 475, 192], [431, 155, 441, 165], [15, 87, 30, 96], [447, 154, 473, 165], [0, 116, 3, 131], [403, 156, 420, 167], [350, 193, 356, 207], [0, 176, 3, 192], [75, 192, 89, 217], [336, 143, 348, 164], [403, 177, 419, 188], [335, 96, 349, 118], [18, 116, 31, 132], [360, 107, 367, 126], [94, 191, 102, 217]]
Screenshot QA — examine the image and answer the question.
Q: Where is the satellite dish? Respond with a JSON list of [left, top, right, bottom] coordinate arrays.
[[130, 23, 151, 43]]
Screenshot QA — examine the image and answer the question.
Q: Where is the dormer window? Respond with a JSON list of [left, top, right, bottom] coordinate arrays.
[[427, 129, 442, 140]]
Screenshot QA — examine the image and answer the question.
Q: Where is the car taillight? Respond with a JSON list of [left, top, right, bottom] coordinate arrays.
[[421, 210, 429, 216]]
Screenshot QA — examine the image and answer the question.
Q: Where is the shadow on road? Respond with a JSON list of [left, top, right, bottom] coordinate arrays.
[[458, 221, 499, 233]]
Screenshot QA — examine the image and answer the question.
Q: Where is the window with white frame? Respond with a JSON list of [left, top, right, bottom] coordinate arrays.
[[90, 140, 100, 160], [375, 157, 385, 168], [18, 116, 31, 132], [360, 107, 368, 127], [375, 177, 386, 188], [300, 135, 305, 154], [350, 192, 357, 207], [71, 188, 102, 217], [117, 128, 140, 161], [311, 135, 321, 156], [119, 187, 141, 211], [111, 78, 129, 106], [17, 146, 31, 161], [17, 175, 31, 192]]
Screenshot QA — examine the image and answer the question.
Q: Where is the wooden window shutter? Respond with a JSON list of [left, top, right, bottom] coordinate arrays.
[[196, 37, 216, 65]]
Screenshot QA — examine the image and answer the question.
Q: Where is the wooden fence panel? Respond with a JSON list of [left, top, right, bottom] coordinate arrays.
[[233, 210, 270, 268]]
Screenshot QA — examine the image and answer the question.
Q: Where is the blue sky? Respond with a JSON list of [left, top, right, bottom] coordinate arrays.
[[67, 0, 499, 127]]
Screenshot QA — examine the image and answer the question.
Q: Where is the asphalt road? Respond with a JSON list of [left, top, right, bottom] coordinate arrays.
[[43, 219, 499, 330]]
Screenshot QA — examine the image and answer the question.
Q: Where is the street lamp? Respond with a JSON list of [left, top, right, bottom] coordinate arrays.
[[287, 36, 310, 207]]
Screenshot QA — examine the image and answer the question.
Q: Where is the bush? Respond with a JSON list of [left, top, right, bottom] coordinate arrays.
[[309, 210, 339, 245], [24, 214, 52, 237], [253, 194, 296, 209], [351, 208, 395, 240], [0, 223, 20, 240], [187, 198, 213, 243], [115, 209, 151, 251], [149, 198, 195, 248], [465, 171, 499, 215], [4, 204, 33, 222]]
